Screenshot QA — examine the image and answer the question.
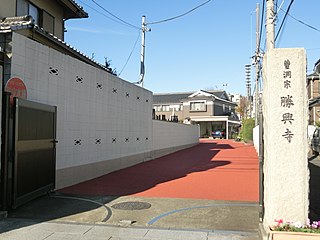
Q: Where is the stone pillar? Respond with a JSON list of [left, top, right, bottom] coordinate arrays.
[[262, 48, 309, 229]]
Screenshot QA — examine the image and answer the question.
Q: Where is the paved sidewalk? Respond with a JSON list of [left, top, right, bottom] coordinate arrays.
[[0, 218, 260, 240]]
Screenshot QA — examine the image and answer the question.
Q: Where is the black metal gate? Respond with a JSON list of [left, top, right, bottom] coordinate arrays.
[[12, 98, 57, 208]]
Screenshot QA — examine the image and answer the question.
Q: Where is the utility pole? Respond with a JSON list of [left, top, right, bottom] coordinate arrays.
[[266, 0, 275, 51], [139, 16, 151, 88], [254, 3, 260, 126]]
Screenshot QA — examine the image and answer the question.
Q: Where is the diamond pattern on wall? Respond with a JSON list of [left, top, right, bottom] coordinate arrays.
[[74, 139, 82, 145], [97, 83, 102, 89], [76, 76, 83, 83], [49, 67, 59, 75]]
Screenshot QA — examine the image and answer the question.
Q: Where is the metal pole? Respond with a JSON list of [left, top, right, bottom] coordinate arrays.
[[266, 0, 275, 51], [255, 3, 260, 126], [258, 92, 264, 222], [139, 16, 150, 88]]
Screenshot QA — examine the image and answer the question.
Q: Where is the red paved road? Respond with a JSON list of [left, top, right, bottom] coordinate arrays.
[[60, 140, 259, 202]]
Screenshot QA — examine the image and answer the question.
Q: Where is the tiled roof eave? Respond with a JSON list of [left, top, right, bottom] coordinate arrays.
[[0, 19, 113, 75], [32, 26, 109, 72], [60, 0, 88, 18]]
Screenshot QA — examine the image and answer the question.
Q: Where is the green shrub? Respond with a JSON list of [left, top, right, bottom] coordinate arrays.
[[241, 118, 255, 142]]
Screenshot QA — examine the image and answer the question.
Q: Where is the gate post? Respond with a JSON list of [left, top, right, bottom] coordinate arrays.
[[262, 48, 309, 229]]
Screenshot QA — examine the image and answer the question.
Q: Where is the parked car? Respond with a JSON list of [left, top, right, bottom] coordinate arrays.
[[212, 130, 225, 139], [311, 127, 320, 155]]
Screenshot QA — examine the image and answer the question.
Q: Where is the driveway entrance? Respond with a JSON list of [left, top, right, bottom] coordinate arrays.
[[61, 139, 259, 202], [8, 140, 259, 235]]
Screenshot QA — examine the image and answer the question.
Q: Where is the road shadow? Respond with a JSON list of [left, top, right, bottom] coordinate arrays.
[[59, 141, 233, 196], [2, 141, 234, 233]]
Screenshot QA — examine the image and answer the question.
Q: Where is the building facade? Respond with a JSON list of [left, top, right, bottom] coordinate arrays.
[[153, 90, 240, 138], [307, 59, 320, 125], [0, 0, 88, 41]]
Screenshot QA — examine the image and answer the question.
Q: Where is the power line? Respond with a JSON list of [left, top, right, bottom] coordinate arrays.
[[275, 0, 295, 42], [258, 0, 265, 52], [78, 0, 130, 28], [281, 8, 320, 33], [147, 0, 212, 25], [90, 0, 141, 30], [119, 31, 141, 76]]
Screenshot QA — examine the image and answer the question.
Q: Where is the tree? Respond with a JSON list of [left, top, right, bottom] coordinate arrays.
[[236, 95, 250, 120]]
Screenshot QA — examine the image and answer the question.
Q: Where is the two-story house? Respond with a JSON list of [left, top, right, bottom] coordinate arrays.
[[307, 59, 320, 125], [0, 0, 88, 40], [153, 90, 240, 138]]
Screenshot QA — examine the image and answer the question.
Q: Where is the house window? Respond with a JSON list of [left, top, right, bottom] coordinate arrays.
[[162, 105, 170, 111], [16, 0, 55, 35], [42, 10, 55, 34], [16, 0, 29, 16], [223, 104, 226, 112], [29, 3, 40, 25], [190, 102, 206, 111]]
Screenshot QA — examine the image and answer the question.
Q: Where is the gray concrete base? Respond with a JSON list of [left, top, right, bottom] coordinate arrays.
[[56, 143, 198, 189], [258, 223, 269, 240]]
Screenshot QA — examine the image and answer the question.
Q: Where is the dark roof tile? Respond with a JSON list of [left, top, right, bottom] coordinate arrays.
[[153, 90, 229, 104]]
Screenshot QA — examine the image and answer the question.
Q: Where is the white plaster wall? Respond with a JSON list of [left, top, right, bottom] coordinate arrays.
[[10, 32, 152, 170], [152, 120, 199, 150], [9, 32, 200, 187]]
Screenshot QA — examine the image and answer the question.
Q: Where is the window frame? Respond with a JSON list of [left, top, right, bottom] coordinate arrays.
[[189, 101, 207, 112]]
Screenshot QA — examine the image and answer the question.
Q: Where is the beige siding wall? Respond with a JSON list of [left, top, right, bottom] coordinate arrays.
[[30, 0, 65, 39], [1, 0, 66, 39], [0, 0, 16, 18], [182, 101, 214, 117]]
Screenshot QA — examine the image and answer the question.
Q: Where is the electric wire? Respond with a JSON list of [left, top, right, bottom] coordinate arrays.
[[258, 0, 265, 52], [78, 0, 133, 28], [90, 0, 141, 30], [275, 0, 295, 42], [119, 31, 141, 76], [273, 0, 285, 24], [281, 8, 320, 33], [147, 0, 212, 25]]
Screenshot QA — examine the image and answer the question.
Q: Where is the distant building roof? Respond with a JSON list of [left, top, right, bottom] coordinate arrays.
[[153, 90, 230, 104], [309, 96, 320, 108], [153, 92, 192, 104], [307, 72, 320, 81]]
